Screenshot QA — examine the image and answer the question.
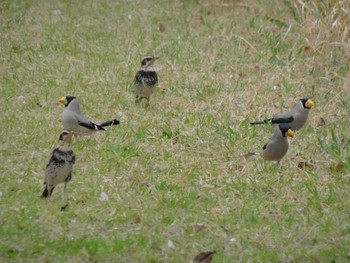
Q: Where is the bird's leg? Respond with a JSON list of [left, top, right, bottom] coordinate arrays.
[[61, 183, 69, 211], [135, 95, 141, 103], [64, 182, 69, 202], [64, 183, 69, 205], [146, 97, 150, 107], [276, 160, 281, 167], [47, 185, 51, 198]]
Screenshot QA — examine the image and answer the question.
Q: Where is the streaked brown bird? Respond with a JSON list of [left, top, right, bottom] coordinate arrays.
[[42, 130, 75, 198], [134, 55, 159, 105]]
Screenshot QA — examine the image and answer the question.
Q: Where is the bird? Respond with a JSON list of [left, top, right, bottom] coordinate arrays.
[[250, 98, 314, 130], [42, 130, 75, 198], [59, 96, 120, 136], [134, 55, 159, 105], [248, 123, 295, 165]]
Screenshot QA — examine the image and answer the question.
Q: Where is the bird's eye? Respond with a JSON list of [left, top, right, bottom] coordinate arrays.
[[59, 133, 67, 140]]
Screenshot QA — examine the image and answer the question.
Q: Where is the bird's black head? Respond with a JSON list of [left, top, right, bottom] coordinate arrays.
[[59, 96, 76, 107], [278, 123, 295, 138], [300, 98, 314, 109], [65, 96, 76, 106]]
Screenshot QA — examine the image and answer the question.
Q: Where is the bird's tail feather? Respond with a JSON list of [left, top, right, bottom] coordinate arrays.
[[270, 116, 294, 124], [250, 116, 294, 125], [100, 119, 120, 127], [41, 186, 55, 198], [240, 152, 260, 160], [78, 121, 106, 131], [250, 119, 271, 125]]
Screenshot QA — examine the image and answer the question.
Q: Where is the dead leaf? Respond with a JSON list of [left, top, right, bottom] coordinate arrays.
[[335, 162, 345, 173], [254, 65, 265, 75], [192, 251, 215, 263], [304, 45, 312, 52], [221, 224, 231, 233], [133, 216, 141, 223], [234, 164, 244, 172], [109, 208, 117, 216], [316, 117, 326, 127], [159, 85, 167, 93], [75, 199, 85, 205], [210, 207, 221, 215], [159, 23, 166, 33], [298, 161, 315, 170], [11, 206, 22, 213], [192, 223, 207, 233]]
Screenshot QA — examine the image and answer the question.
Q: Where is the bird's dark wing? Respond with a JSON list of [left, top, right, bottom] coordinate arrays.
[[100, 119, 120, 127], [270, 116, 294, 124], [78, 121, 105, 131], [250, 116, 294, 125]]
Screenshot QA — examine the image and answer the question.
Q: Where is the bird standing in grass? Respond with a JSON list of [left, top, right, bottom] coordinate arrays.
[[59, 96, 120, 136], [134, 55, 159, 105], [248, 123, 295, 165], [42, 131, 75, 198], [250, 98, 314, 130]]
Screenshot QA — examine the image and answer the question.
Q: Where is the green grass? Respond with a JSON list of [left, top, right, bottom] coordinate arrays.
[[1, 0, 350, 262]]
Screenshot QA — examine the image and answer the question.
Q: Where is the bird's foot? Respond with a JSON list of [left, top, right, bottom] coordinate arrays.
[[61, 203, 69, 211]]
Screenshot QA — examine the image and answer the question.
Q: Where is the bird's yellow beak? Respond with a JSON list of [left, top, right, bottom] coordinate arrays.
[[153, 56, 159, 60], [306, 99, 314, 108], [286, 129, 295, 138], [59, 97, 67, 105]]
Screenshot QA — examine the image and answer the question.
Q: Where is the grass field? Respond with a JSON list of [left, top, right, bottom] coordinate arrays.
[[1, 0, 350, 262]]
